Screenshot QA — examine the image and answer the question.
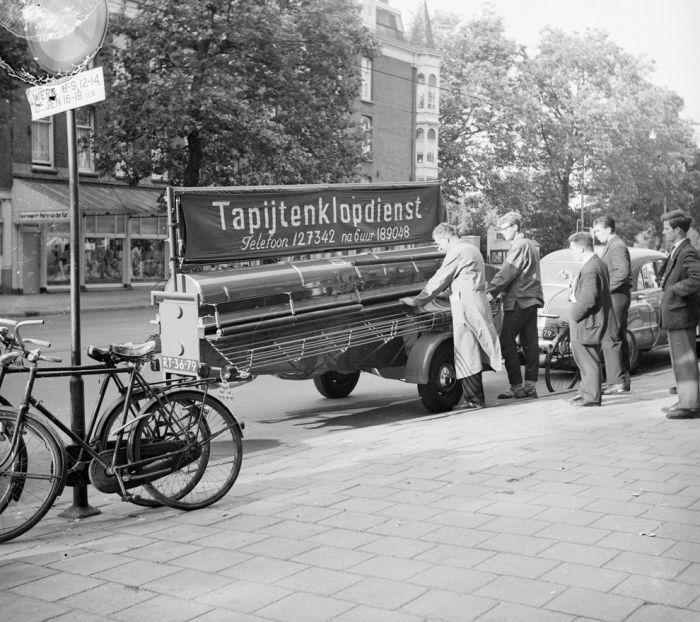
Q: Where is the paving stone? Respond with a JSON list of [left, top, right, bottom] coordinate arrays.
[[359, 534, 436, 559], [367, 517, 441, 539], [665, 540, 700, 564], [239, 535, 319, 560], [141, 568, 234, 599], [93, 558, 180, 586], [474, 601, 576, 621], [336, 577, 427, 610], [274, 566, 363, 596], [112, 594, 213, 621], [676, 562, 700, 585], [332, 604, 424, 622], [0, 594, 70, 621], [473, 552, 559, 579], [414, 543, 495, 569], [595, 531, 675, 556], [612, 574, 698, 608], [531, 506, 605, 527], [0, 561, 57, 589], [477, 532, 554, 556], [291, 545, 374, 571], [407, 563, 496, 593], [171, 547, 251, 573], [479, 515, 551, 536], [399, 587, 496, 621], [307, 527, 381, 550], [256, 591, 353, 622], [604, 551, 691, 580], [546, 586, 643, 621], [10, 571, 103, 601], [195, 580, 292, 613], [473, 575, 564, 607], [539, 541, 620, 567], [540, 561, 628, 591], [348, 554, 432, 581], [59, 583, 156, 616], [625, 603, 700, 622]]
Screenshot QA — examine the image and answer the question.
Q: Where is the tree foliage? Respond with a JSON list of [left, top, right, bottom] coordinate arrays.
[[431, 12, 699, 255], [93, 0, 377, 186]]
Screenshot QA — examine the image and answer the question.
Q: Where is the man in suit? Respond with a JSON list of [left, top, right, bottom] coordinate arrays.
[[592, 216, 632, 394], [567, 232, 615, 407], [487, 211, 543, 400], [659, 210, 700, 419]]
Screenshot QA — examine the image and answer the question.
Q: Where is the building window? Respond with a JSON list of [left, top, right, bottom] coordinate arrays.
[[416, 127, 425, 164], [32, 117, 53, 166], [428, 74, 437, 111], [361, 57, 372, 102], [360, 115, 373, 160], [417, 73, 425, 110], [427, 128, 437, 163], [76, 107, 95, 172]]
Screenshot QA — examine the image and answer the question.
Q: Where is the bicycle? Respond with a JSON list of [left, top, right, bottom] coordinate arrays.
[[543, 323, 581, 393], [0, 318, 243, 544]]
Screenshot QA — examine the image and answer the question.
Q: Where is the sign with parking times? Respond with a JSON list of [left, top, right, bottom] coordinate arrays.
[[26, 67, 106, 121]]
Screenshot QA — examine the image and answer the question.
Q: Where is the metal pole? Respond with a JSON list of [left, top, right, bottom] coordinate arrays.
[[58, 108, 100, 519], [580, 153, 585, 231]]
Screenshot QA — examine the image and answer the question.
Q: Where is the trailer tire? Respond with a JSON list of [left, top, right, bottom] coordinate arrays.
[[418, 341, 462, 413], [313, 371, 361, 399]]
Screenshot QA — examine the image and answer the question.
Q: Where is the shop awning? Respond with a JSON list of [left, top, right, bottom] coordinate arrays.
[[12, 178, 164, 223]]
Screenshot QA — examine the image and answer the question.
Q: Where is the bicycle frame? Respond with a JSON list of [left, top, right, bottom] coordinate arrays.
[[0, 358, 212, 499]]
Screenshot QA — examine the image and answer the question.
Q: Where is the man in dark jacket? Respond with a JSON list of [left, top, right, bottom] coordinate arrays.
[[592, 216, 632, 394], [567, 232, 615, 407], [659, 210, 700, 419], [487, 211, 543, 399]]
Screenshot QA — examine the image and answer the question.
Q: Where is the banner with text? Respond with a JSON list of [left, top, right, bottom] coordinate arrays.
[[176, 183, 441, 263]]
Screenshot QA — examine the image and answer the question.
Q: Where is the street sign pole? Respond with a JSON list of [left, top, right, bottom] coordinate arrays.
[[58, 108, 99, 519]]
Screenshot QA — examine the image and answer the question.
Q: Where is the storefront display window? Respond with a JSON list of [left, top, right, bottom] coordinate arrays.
[[85, 237, 123, 283], [130, 239, 165, 281], [46, 223, 70, 286]]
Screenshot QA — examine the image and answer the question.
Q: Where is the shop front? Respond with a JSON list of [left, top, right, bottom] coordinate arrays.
[[9, 178, 167, 294]]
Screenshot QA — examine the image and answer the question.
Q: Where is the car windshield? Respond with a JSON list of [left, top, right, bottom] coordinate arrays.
[[540, 261, 580, 285]]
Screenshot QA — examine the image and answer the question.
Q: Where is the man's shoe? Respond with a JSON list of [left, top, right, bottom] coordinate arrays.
[[572, 400, 601, 407], [568, 394, 584, 404], [669, 386, 678, 395], [662, 403, 680, 413], [456, 396, 486, 410], [497, 387, 537, 399], [665, 407, 700, 419], [602, 383, 628, 395]]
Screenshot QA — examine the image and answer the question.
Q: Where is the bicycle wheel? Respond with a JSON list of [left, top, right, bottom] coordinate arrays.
[[128, 390, 242, 511], [0, 411, 65, 543], [545, 330, 581, 393], [93, 391, 161, 507]]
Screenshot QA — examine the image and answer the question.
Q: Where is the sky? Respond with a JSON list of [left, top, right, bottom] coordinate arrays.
[[391, 0, 700, 139]]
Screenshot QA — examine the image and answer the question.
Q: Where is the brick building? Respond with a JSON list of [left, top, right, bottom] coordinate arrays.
[[0, 0, 440, 295]]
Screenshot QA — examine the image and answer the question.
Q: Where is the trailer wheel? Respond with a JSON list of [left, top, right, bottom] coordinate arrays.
[[418, 341, 462, 413], [313, 371, 361, 399]]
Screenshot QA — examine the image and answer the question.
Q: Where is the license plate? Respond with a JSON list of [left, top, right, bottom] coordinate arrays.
[[538, 329, 557, 340], [161, 356, 199, 374]]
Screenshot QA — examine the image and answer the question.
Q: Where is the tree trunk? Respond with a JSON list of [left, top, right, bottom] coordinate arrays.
[[184, 129, 202, 187]]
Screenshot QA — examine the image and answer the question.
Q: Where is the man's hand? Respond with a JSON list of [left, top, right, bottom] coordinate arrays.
[[559, 269, 574, 283], [486, 292, 494, 303], [400, 296, 421, 308]]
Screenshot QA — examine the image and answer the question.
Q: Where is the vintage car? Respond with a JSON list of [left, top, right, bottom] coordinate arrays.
[[537, 246, 667, 378]]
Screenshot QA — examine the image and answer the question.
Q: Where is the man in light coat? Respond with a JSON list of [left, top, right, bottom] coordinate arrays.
[[402, 223, 502, 409], [659, 210, 700, 419]]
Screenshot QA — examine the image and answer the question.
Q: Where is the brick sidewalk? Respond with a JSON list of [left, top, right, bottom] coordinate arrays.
[[1, 366, 699, 621], [1, 287, 155, 318]]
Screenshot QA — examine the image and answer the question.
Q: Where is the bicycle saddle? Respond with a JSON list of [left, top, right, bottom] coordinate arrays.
[[110, 341, 156, 360]]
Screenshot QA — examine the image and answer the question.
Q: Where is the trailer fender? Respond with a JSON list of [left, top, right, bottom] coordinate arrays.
[[405, 332, 453, 385]]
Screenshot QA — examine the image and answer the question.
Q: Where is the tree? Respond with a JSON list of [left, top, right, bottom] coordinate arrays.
[[92, 0, 377, 186]]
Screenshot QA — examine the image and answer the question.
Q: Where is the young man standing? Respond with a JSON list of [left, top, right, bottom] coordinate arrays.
[[487, 211, 543, 399], [659, 210, 700, 419], [567, 232, 614, 407], [592, 216, 632, 394]]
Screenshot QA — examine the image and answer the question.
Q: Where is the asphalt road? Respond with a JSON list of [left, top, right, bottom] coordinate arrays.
[[1, 307, 672, 454]]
